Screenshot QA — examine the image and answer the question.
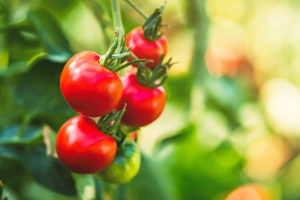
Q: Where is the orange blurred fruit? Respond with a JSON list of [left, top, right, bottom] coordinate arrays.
[[225, 185, 270, 200], [129, 132, 138, 141], [205, 45, 245, 77]]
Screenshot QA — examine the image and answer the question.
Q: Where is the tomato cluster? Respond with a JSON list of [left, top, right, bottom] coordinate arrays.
[[56, 4, 172, 184]]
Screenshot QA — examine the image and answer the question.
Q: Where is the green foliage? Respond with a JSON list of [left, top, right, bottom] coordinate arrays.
[[125, 155, 174, 200], [0, 146, 77, 196], [0, 2, 77, 199], [28, 8, 73, 62], [156, 124, 243, 199], [15, 58, 75, 128]]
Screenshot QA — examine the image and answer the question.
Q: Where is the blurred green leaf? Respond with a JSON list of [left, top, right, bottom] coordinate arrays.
[[204, 77, 251, 128], [155, 124, 243, 199], [15, 58, 75, 129], [0, 53, 45, 78], [72, 174, 97, 200], [0, 78, 21, 128], [0, 157, 28, 195], [28, 8, 73, 62], [165, 74, 192, 107], [0, 146, 77, 196], [205, 77, 243, 111], [125, 155, 174, 200], [41, 0, 77, 16], [0, 124, 43, 145], [156, 123, 196, 152], [0, 20, 31, 32]]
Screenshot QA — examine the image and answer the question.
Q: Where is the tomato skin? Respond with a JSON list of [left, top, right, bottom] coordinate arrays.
[[56, 116, 117, 174], [60, 51, 123, 117], [118, 72, 166, 127], [126, 27, 167, 69], [97, 139, 141, 184]]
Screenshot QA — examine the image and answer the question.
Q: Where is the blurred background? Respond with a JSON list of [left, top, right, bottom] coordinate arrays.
[[1, 0, 300, 199]]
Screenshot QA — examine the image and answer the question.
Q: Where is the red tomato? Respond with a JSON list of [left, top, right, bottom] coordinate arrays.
[[225, 185, 270, 200], [60, 51, 123, 117], [126, 27, 167, 69], [56, 116, 117, 174], [118, 72, 166, 127]]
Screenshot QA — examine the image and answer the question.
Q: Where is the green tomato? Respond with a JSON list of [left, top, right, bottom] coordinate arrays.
[[97, 138, 141, 184]]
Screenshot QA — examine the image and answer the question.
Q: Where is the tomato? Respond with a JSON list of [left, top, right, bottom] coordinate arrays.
[[60, 51, 123, 117], [126, 27, 167, 69], [97, 138, 141, 184], [56, 116, 117, 174], [225, 185, 270, 200], [205, 46, 245, 77], [118, 72, 166, 127]]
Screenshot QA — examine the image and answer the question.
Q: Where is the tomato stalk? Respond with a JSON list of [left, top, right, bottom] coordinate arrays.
[[124, 0, 166, 41], [97, 106, 141, 146], [130, 53, 174, 88], [110, 0, 124, 49], [99, 0, 128, 71], [97, 105, 126, 136], [100, 36, 145, 72], [98, 0, 145, 72], [97, 105, 132, 146], [142, 3, 165, 41]]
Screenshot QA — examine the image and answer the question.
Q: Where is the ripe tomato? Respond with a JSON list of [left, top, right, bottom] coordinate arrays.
[[225, 185, 270, 200], [60, 51, 123, 117], [126, 27, 167, 69], [118, 72, 166, 127], [97, 138, 141, 184], [56, 116, 117, 174]]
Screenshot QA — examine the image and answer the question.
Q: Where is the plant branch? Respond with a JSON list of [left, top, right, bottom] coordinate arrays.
[[187, 0, 209, 120], [111, 0, 124, 46], [124, 0, 148, 19]]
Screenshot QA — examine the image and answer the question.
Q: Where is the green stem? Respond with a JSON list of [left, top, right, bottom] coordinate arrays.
[[189, 0, 209, 83], [187, 0, 209, 119], [124, 0, 148, 19], [111, 0, 124, 40], [83, 0, 111, 49]]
